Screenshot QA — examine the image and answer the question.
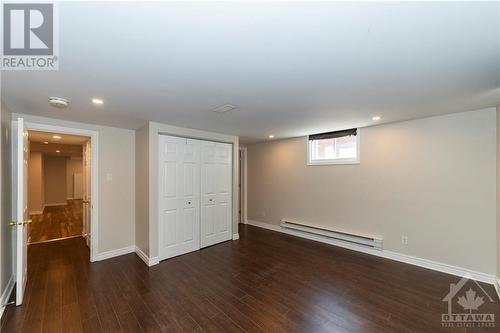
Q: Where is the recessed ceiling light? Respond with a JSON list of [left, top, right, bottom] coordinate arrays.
[[55, 150, 60, 153], [92, 98, 104, 105], [52, 135, 61, 139], [372, 116, 381, 121], [268, 135, 275, 139], [43, 141, 49, 144]]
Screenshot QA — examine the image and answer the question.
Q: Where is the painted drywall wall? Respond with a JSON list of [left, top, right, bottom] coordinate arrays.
[[145, 121, 239, 259], [43, 155, 67, 205], [12, 114, 135, 254], [66, 157, 83, 199], [0, 101, 13, 308], [29, 154, 83, 213], [135, 124, 149, 256], [247, 108, 497, 275], [28, 151, 44, 213]]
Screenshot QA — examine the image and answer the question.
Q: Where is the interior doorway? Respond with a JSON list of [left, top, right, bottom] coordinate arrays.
[[27, 131, 89, 244], [13, 118, 99, 306]]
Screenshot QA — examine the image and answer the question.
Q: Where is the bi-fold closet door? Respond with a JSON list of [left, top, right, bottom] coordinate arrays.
[[200, 141, 233, 248], [158, 135, 232, 261]]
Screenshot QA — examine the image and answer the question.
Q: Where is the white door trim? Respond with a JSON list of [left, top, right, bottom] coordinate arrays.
[[24, 122, 99, 262], [239, 147, 247, 224]]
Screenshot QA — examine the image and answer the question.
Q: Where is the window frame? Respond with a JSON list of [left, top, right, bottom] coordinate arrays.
[[307, 129, 361, 166]]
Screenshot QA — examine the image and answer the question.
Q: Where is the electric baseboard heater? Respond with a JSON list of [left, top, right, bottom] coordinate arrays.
[[280, 219, 383, 250]]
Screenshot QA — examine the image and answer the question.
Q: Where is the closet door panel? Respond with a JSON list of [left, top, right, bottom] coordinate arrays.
[[180, 139, 200, 246], [159, 136, 182, 259], [182, 208, 195, 242], [159, 135, 200, 260], [201, 141, 232, 248], [216, 143, 232, 237]]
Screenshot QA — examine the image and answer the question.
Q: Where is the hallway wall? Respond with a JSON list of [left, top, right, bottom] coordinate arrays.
[[28, 151, 44, 214], [43, 156, 67, 205]]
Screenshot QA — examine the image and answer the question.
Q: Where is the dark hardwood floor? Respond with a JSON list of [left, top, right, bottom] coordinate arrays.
[[29, 199, 83, 243], [1, 224, 498, 332]]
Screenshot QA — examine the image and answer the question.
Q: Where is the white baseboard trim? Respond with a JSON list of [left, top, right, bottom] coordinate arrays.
[[494, 278, 500, 300], [93, 245, 135, 261], [232, 233, 240, 240], [135, 246, 159, 267], [0, 275, 15, 320], [247, 220, 496, 285]]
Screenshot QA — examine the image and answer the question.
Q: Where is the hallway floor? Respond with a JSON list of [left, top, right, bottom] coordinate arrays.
[[1, 225, 499, 332], [29, 199, 83, 243]]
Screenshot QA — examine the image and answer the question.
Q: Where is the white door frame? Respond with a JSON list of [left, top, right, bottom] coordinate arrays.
[[239, 147, 247, 224], [24, 122, 99, 262]]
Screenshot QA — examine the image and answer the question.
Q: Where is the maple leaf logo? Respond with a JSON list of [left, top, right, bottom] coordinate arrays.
[[457, 288, 484, 313]]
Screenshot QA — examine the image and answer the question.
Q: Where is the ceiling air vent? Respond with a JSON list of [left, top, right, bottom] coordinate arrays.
[[212, 104, 238, 114]]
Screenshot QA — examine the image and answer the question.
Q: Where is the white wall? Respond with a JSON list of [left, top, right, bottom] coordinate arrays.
[[12, 114, 135, 254], [247, 108, 497, 275], [135, 124, 149, 255], [29, 154, 84, 212], [0, 101, 13, 312], [28, 151, 44, 213], [43, 155, 67, 205]]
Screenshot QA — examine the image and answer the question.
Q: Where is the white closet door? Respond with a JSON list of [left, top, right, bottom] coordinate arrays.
[[159, 135, 200, 260], [201, 141, 232, 248]]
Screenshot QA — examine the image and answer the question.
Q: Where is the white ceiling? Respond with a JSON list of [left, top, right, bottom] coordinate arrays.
[[28, 130, 89, 145], [29, 131, 86, 157], [2, 2, 499, 143], [29, 141, 83, 157]]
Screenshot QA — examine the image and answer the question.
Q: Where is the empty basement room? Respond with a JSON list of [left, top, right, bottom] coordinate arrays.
[[0, 1, 499, 332]]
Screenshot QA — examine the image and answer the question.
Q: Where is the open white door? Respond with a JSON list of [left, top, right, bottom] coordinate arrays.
[[82, 140, 91, 247], [15, 118, 29, 306]]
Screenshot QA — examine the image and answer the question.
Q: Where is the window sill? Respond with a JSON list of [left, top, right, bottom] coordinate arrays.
[[307, 159, 360, 166]]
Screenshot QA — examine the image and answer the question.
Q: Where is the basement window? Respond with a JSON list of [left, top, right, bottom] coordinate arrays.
[[308, 128, 360, 165]]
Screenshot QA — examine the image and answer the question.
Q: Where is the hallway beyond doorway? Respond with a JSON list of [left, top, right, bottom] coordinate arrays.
[[29, 199, 83, 244]]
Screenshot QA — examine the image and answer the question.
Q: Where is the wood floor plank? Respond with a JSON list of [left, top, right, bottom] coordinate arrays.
[[42, 265, 63, 333], [117, 311, 145, 333], [62, 303, 83, 333], [81, 315, 103, 333]]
